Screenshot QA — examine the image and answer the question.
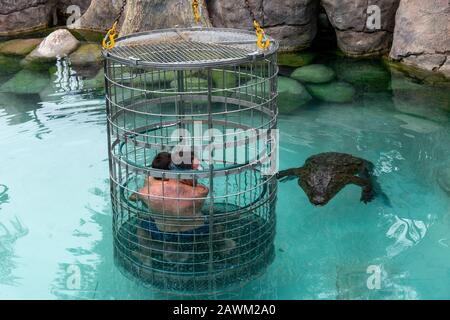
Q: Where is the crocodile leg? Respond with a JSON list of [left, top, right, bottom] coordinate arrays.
[[347, 175, 374, 204]]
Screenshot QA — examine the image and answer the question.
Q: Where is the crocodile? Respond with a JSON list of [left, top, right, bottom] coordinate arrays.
[[277, 152, 387, 206]]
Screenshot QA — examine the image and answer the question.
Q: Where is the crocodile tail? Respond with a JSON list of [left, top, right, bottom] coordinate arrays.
[[277, 168, 299, 183]]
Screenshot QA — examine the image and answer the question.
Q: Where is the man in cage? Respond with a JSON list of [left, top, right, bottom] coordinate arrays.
[[131, 151, 235, 262], [135, 151, 210, 234]]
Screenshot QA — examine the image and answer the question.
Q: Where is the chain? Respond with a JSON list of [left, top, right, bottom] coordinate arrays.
[[114, 0, 128, 26], [244, 0, 270, 50], [244, 0, 257, 23], [102, 0, 128, 50]]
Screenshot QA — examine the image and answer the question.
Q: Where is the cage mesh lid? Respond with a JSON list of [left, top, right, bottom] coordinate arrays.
[[104, 27, 278, 68]]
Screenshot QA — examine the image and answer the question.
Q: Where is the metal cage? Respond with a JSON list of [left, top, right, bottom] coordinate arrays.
[[103, 28, 279, 293]]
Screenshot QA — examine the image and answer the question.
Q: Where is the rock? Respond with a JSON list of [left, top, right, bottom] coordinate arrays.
[[390, 69, 450, 123], [212, 70, 237, 89], [278, 51, 315, 68], [170, 77, 209, 91], [334, 58, 391, 91], [120, 0, 198, 36], [395, 114, 442, 134], [243, 77, 311, 113], [321, 0, 400, 57], [278, 76, 312, 114], [0, 0, 54, 36], [69, 43, 102, 67], [291, 64, 335, 83], [83, 70, 105, 90], [0, 39, 42, 57], [208, 0, 318, 51], [390, 0, 450, 78], [0, 93, 42, 125], [25, 29, 80, 62], [306, 81, 355, 103], [436, 166, 450, 196], [0, 69, 50, 95], [0, 55, 22, 75], [77, 0, 125, 32]]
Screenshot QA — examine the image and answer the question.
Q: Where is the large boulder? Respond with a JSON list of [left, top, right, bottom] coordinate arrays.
[[22, 29, 80, 68], [208, 0, 318, 51], [321, 0, 400, 57], [120, 0, 198, 35], [76, 0, 124, 31], [0, 0, 54, 36], [389, 0, 450, 79]]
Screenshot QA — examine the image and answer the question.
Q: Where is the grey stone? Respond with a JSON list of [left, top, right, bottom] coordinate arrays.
[[22, 29, 80, 68], [0, 0, 54, 36], [321, 0, 400, 56], [208, 0, 318, 51], [390, 0, 450, 78]]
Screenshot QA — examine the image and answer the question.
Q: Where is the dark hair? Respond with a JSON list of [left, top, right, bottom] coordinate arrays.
[[152, 152, 172, 170]]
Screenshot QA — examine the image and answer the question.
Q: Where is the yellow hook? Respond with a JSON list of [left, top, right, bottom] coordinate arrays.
[[253, 20, 270, 50], [102, 21, 118, 50]]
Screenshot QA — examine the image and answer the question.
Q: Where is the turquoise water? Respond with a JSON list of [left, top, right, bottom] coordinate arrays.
[[1, 53, 450, 299]]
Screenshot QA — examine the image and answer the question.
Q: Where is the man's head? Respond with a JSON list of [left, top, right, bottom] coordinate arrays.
[[152, 152, 172, 170]]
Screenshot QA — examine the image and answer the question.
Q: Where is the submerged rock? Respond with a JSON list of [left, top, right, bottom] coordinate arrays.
[[170, 77, 208, 91], [278, 76, 312, 114], [69, 43, 103, 67], [212, 70, 237, 89], [391, 69, 450, 122], [0, 93, 42, 125], [0, 55, 22, 75], [395, 114, 443, 134], [334, 58, 391, 91], [436, 166, 450, 196], [0, 69, 50, 95], [83, 70, 105, 90], [278, 51, 315, 68], [0, 39, 42, 57], [291, 64, 335, 84], [306, 81, 356, 103], [22, 29, 80, 67]]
